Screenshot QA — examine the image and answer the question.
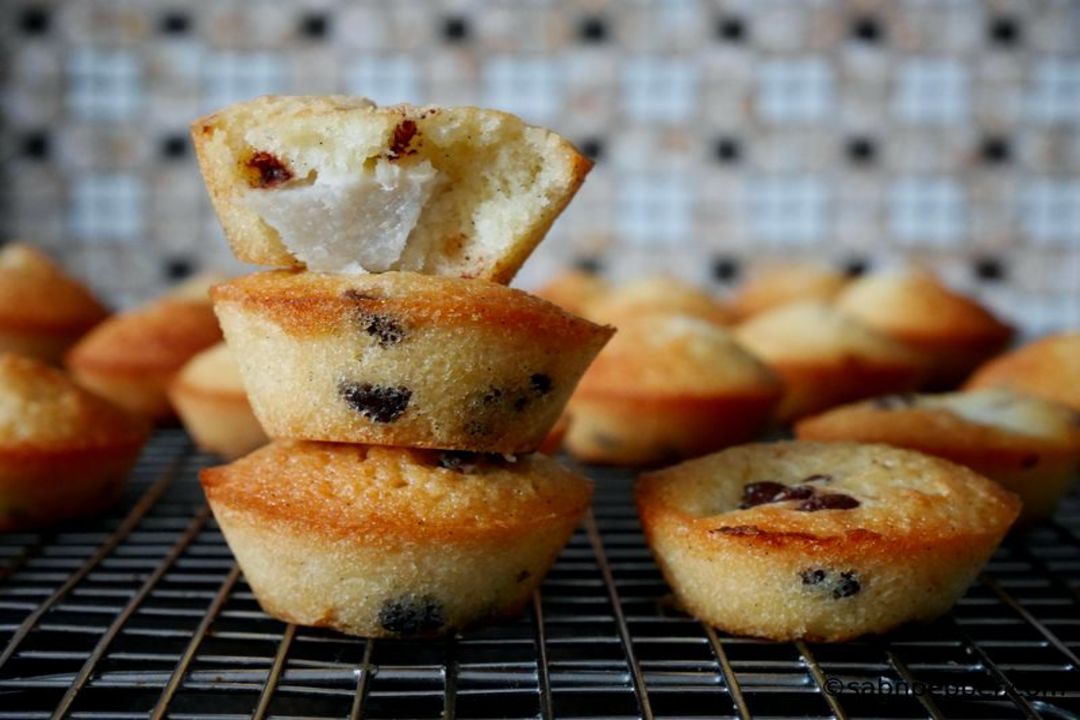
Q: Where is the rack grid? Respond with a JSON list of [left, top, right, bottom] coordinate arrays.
[[1, 429, 1078, 719]]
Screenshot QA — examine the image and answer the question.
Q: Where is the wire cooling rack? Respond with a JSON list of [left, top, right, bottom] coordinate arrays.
[[1, 429, 1078, 719]]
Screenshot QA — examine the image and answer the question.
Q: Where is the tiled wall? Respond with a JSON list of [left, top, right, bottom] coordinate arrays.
[[1, 0, 1078, 333]]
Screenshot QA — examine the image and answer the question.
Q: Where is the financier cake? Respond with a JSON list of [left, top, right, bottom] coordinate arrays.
[[730, 262, 850, 320], [565, 312, 781, 465], [796, 388, 1080, 521], [834, 269, 1013, 388], [964, 332, 1080, 412], [636, 441, 1019, 641], [192, 95, 592, 283], [169, 343, 267, 459], [202, 440, 593, 637], [66, 290, 222, 421], [735, 301, 925, 422], [535, 269, 611, 316], [211, 270, 613, 453], [584, 276, 733, 327], [0, 353, 149, 531], [0, 243, 109, 364]]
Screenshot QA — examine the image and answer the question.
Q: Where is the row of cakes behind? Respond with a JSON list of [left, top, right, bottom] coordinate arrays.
[[1, 237, 1072, 643]]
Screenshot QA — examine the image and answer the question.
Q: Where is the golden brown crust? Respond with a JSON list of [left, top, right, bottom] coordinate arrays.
[[201, 440, 593, 546], [964, 332, 1080, 411], [211, 269, 605, 342]]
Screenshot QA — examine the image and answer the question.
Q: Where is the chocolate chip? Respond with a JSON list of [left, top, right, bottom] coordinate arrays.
[[436, 450, 508, 472], [482, 387, 503, 405], [803, 474, 832, 484], [711, 525, 764, 536], [797, 493, 861, 512], [872, 393, 917, 410], [833, 572, 861, 599], [388, 119, 419, 159], [775, 485, 814, 501], [512, 395, 529, 412], [1021, 454, 1040, 469], [738, 481, 787, 509], [438, 450, 480, 473], [378, 595, 445, 635], [516, 570, 531, 583], [530, 373, 553, 395], [339, 381, 411, 423], [800, 568, 827, 586], [245, 151, 293, 188], [361, 313, 405, 347]]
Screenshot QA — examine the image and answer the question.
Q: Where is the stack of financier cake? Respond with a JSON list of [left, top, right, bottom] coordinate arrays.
[[190, 95, 613, 638]]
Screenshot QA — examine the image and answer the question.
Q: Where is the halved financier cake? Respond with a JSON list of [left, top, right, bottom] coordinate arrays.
[[202, 440, 593, 637], [211, 270, 614, 453], [191, 95, 592, 284], [636, 441, 1020, 642]]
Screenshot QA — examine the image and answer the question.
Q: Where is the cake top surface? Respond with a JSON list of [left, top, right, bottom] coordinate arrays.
[[576, 311, 780, 395], [835, 269, 1013, 342], [638, 441, 1020, 546], [0, 243, 109, 331], [735, 300, 923, 366], [0, 353, 148, 448]]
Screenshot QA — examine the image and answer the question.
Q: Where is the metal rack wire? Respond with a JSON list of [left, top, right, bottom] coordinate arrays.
[[1, 429, 1078, 719]]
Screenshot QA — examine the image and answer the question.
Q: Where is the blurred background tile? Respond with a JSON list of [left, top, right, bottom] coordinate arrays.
[[0, 0, 1076, 330]]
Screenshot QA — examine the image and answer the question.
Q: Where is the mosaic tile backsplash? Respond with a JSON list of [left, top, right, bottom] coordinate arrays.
[[1, 0, 1078, 333]]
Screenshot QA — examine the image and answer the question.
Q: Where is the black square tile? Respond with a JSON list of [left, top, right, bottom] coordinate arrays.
[[579, 137, 604, 162], [850, 15, 884, 43], [715, 15, 746, 42], [159, 11, 191, 35], [980, 136, 1011, 164], [714, 137, 741, 163], [299, 12, 329, 39], [989, 16, 1022, 46], [18, 5, 50, 35], [442, 15, 470, 42], [846, 136, 878, 165], [578, 15, 608, 43], [712, 256, 740, 283], [21, 131, 49, 160]]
